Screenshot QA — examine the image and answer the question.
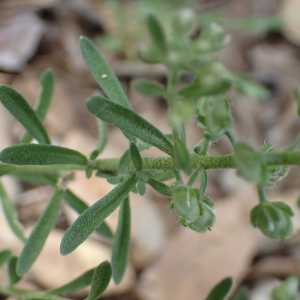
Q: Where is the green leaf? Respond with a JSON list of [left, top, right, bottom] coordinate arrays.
[[137, 179, 146, 196], [0, 181, 26, 242], [87, 261, 112, 300], [86, 95, 174, 156], [48, 268, 95, 295], [22, 68, 55, 143], [146, 15, 167, 56], [8, 256, 21, 285], [17, 187, 64, 276], [89, 119, 107, 160], [0, 144, 87, 166], [204, 277, 233, 300], [79, 36, 131, 109], [0, 163, 17, 176], [272, 275, 299, 300], [0, 85, 51, 144], [232, 287, 250, 300], [133, 79, 166, 97], [60, 174, 137, 256], [118, 149, 131, 173], [0, 249, 11, 267], [174, 136, 192, 174], [153, 170, 175, 181], [272, 202, 294, 217], [148, 179, 172, 196], [112, 196, 131, 285], [63, 190, 113, 239], [130, 142, 142, 171]]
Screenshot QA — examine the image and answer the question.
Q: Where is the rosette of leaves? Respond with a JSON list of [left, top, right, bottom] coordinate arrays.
[[251, 201, 294, 239], [196, 97, 232, 142]]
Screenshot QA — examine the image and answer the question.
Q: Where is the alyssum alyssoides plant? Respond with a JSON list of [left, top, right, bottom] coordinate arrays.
[[0, 13, 300, 300]]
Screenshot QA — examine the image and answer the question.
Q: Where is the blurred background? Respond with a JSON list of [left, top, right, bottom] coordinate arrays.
[[1, 0, 300, 299]]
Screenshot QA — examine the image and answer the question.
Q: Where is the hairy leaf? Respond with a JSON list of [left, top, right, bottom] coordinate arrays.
[[133, 79, 166, 97], [17, 187, 64, 276], [0, 249, 11, 267], [87, 95, 174, 156], [60, 174, 137, 256], [112, 196, 131, 285], [148, 179, 172, 196], [118, 149, 131, 173], [0, 144, 87, 166], [130, 142, 142, 171], [174, 136, 192, 174], [22, 68, 54, 143], [0, 181, 26, 242], [49, 268, 95, 295], [0, 85, 50, 144], [204, 277, 233, 300], [8, 256, 21, 285], [79, 36, 131, 109], [86, 261, 112, 300]]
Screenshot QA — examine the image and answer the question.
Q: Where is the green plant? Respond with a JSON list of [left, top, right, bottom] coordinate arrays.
[[0, 12, 299, 300]]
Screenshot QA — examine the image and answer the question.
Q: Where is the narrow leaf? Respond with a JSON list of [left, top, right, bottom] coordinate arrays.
[[137, 179, 146, 196], [17, 187, 64, 276], [89, 119, 107, 160], [0, 164, 17, 176], [153, 170, 175, 181], [0, 181, 26, 242], [0, 85, 51, 144], [79, 36, 131, 109], [0, 144, 87, 166], [133, 79, 166, 97], [205, 277, 233, 300], [86, 95, 174, 156], [130, 142, 142, 171], [232, 287, 250, 300], [22, 68, 54, 143], [86, 261, 112, 300], [112, 196, 131, 285], [174, 136, 192, 174], [146, 15, 167, 55], [8, 256, 21, 285], [49, 268, 95, 295], [118, 149, 131, 173], [0, 249, 11, 267], [60, 174, 137, 256], [64, 190, 113, 239], [148, 179, 172, 196]]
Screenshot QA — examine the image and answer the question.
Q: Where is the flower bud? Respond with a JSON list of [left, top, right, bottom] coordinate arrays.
[[172, 185, 199, 222], [250, 202, 293, 239]]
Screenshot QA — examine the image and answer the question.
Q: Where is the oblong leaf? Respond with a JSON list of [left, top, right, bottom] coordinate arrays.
[[112, 196, 131, 285], [87, 261, 112, 300], [0, 85, 50, 144], [0, 164, 17, 176], [79, 36, 131, 109], [89, 119, 107, 160], [174, 136, 192, 174], [86, 95, 174, 156], [22, 68, 55, 143], [60, 174, 137, 256], [146, 15, 167, 55], [8, 256, 21, 285], [0, 249, 11, 267], [0, 181, 26, 242], [148, 178, 172, 196], [49, 268, 95, 295], [0, 144, 87, 166], [205, 277, 233, 300], [232, 287, 250, 300], [130, 142, 142, 171], [118, 149, 131, 173], [64, 190, 113, 239], [133, 79, 166, 97], [17, 187, 64, 276]]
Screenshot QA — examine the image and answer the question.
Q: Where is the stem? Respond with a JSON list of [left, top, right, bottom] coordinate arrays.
[[187, 167, 203, 188], [174, 170, 183, 183], [286, 132, 300, 151], [257, 184, 268, 203], [225, 130, 236, 146], [0, 284, 69, 300]]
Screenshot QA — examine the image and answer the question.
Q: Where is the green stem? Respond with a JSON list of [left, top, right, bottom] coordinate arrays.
[[174, 170, 183, 183], [187, 167, 203, 188], [3, 151, 300, 175], [286, 132, 300, 151], [0, 284, 69, 300], [225, 130, 236, 146], [257, 184, 268, 203]]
